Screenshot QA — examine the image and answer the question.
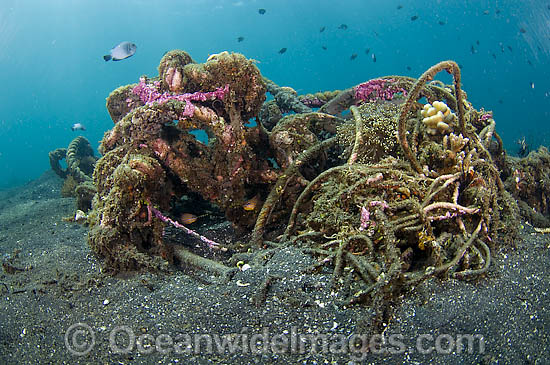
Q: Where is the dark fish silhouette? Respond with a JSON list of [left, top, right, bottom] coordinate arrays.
[[470, 45, 476, 54], [278, 47, 287, 54], [492, 53, 496, 59], [258, 8, 266, 15], [438, 20, 445, 25], [321, 46, 327, 50], [496, 9, 501, 14], [527, 60, 533, 66], [372, 53, 376, 62], [411, 15, 418, 21], [507, 45, 513, 52], [406, 66, 411, 71], [338, 24, 348, 30], [320, 26, 326, 33], [237, 36, 244, 42], [350, 54, 357, 60], [530, 81, 535, 89], [365, 48, 370, 55], [476, 40, 480, 45], [520, 28, 526, 33], [397, 5, 403, 9]]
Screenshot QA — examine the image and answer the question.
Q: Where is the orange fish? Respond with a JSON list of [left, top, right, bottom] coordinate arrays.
[[243, 195, 261, 211], [180, 213, 198, 224]]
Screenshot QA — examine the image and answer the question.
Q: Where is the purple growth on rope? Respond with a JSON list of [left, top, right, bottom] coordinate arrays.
[[480, 113, 493, 121], [354, 78, 407, 102], [150, 206, 221, 249], [132, 77, 229, 117]]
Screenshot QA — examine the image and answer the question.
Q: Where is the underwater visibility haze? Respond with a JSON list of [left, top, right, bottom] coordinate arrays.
[[1, 1, 550, 364], [0, 0, 548, 189]]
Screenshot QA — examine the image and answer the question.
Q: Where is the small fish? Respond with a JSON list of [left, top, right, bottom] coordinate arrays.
[[411, 15, 418, 21], [530, 81, 535, 89], [258, 8, 266, 15], [470, 45, 476, 54], [527, 59, 533, 66], [519, 28, 526, 34], [397, 5, 403, 9], [498, 99, 503, 104], [476, 40, 480, 45], [500, 43, 505, 52], [406, 66, 411, 71], [350, 53, 357, 60], [321, 45, 327, 50], [71, 123, 86, 131], [237, 36, 244, 42], [103, 41, 137, 62], [319, 26, 326, 33], [243, 195, 261, 211], [507, 45, 513, 52], [338, 24, 348, 30], [492, 53, 496, 59], [365, 48, 370, 55], [438, 20, 445, 25], [372, 53, 376, 62], [278, 47, 287, 54], [483, 10, 490, 15], [496, 9, 501, 14], [180, 213, 198, 225]]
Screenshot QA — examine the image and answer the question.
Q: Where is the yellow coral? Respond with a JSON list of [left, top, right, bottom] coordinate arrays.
[[421, 100, 455, 134]]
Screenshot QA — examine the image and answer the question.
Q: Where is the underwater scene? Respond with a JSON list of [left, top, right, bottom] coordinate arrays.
[[0, 0, 549, 363]]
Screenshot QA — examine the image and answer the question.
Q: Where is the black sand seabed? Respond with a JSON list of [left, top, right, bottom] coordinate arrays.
[[0, 171, 548, 364]]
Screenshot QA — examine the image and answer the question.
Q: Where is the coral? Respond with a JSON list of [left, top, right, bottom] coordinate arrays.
[[421, 100, 455, 134], [354, 78, 407, 102], [337, 101, 402, 164]]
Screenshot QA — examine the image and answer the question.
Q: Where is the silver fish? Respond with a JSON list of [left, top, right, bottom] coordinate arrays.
[[103, 41, 137, 61], [71, 123, 86, 131]]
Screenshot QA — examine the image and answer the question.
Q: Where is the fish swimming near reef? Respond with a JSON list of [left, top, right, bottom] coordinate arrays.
[[278, 47, 287, 54], [103, 41, 137, 62], [237, 36, 244, 42], [350, 53, 357, 60], [71, 123, 86, 131], [338, 24, 348, 30], [372, 53, 376, 62], [243, 195, 261, 211], [258, 8, 266, 15], [180, 213, 198, 225], [319, 26, 326, 33]]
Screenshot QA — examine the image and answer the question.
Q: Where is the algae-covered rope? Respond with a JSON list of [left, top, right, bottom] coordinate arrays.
[[397, 60, 466, 173]]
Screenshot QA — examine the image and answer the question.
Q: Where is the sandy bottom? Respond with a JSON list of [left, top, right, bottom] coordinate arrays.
[[0, 171, 548, 364]]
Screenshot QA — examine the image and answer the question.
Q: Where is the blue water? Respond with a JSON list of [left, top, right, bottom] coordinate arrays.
[[0, 0, 548, 190]]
